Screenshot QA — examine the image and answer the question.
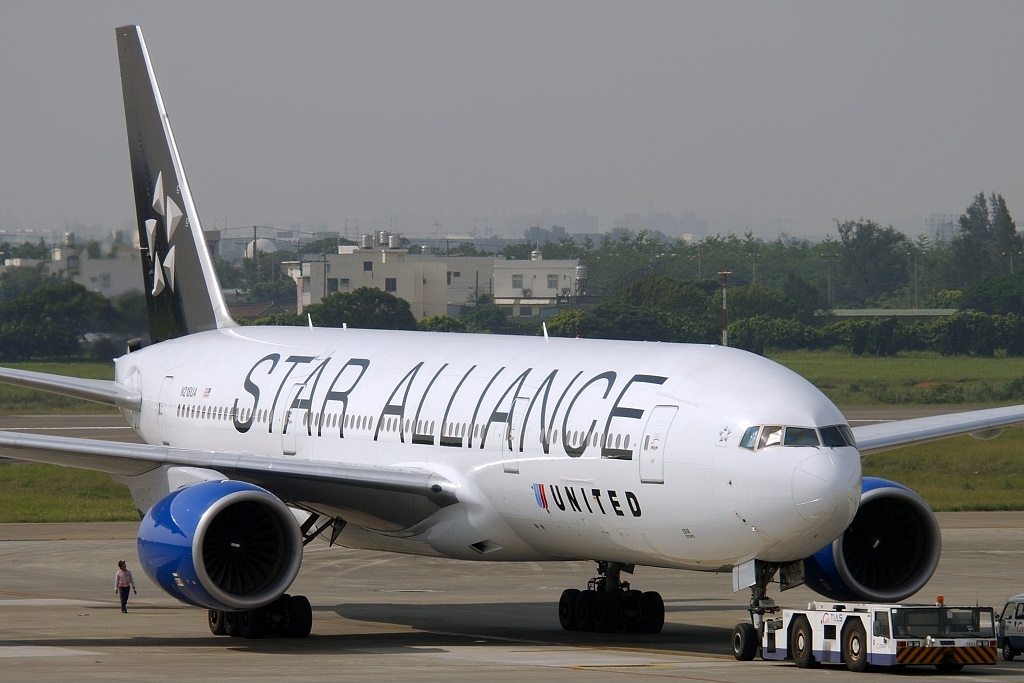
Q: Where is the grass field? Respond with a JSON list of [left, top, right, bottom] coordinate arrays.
[[0, 463, 138, 522], [2, 353, 1024, 520], [861, 430, 1024, 510], [771, 350, 1024, 406], [0, 361, 119, 415]]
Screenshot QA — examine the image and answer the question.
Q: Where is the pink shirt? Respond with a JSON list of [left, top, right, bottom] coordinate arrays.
[[115, 568, 135, 589]]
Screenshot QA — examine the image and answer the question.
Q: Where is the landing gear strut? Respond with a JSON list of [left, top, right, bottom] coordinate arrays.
[[731, 560, 780, 661], [558, 561, 665, 634], [208, 594, 313, 639]]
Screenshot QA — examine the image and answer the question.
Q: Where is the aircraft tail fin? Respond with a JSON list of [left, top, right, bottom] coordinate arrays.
[[116, 25, 236, 343]]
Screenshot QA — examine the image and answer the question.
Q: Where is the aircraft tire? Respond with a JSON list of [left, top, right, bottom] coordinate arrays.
[[285, 594, 313, 638], [639, 591, 665, 634], [224, 610, 243, 638], [575, 590, 596, 632], [593, 591, 622, 633], [558, 589, 580, 630], [731, 622, 758, 661], [239, 608, 267, 639], [208, 609, 227, 636]]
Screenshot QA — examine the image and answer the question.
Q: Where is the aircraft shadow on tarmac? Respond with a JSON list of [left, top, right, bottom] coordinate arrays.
[[2, 597, 740, 657], [326, 600, 737, 656], [2, 624, 735, 658]]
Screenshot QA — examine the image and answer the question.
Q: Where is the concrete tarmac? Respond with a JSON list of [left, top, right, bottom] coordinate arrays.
[[1, 413, 1023, 681], [2, 516, 1023, 682]]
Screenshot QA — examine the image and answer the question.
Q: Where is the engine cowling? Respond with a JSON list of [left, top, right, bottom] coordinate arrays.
[[803, 477, 941, 602], [137, 480, 302, 611]]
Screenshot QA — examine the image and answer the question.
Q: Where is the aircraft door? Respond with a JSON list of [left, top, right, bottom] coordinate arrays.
[[157, 375, 174, 445], [639, 405, 678, 484], [281, 382, 307, 456], [503, 396, 530, 474], [279, 352, 332, 456]]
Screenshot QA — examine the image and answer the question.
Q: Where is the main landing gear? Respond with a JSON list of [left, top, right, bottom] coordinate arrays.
[[558, 561, 665, 634], [208, 594, 313, 639], [731, 561, 780, 661]]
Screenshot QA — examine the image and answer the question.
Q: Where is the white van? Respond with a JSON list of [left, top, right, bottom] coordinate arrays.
[[999, 593, 1024, 660]]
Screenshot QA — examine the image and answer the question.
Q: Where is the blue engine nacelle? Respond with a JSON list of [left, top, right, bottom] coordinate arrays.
[[137, 480, 303, 611], [803, 477, 941, 603]]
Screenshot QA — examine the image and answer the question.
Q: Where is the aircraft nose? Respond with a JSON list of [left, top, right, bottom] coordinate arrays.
[[792, 449, 861, 525]]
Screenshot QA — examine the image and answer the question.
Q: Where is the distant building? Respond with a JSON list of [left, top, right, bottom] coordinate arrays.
[[293, 234, 582, 322], [928, 214, 958, 243], [614, 211, 708, 239], [491, 254, 581, 320], [70, 247, 143, 297], [228, 301, 288, 321], [299, 246, 448, 321], [507, 209, 599, 236]]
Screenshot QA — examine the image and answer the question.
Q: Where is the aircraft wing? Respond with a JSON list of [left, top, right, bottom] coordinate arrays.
[[852, 404, 1024, 456], [0, 367, 141, 411], [0, 430, 457, 531]]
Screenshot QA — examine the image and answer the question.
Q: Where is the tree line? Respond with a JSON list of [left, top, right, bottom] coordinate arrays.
[[2, 191, 1021, 361]]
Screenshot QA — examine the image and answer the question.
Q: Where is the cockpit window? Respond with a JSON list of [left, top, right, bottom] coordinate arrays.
[[757, 426, 783, 449], [820, 424, 856, 448], [820, 425, 846, 447], [784, 427, 820, 446], [741, 423, 856, 451], [739, 426, 759, 449]]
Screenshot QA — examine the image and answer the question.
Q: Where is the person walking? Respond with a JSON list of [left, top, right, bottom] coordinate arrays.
[[115, 560, 136, 613]]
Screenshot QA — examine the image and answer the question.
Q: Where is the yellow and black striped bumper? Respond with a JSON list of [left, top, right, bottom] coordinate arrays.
[[896, 645, 997, 666]]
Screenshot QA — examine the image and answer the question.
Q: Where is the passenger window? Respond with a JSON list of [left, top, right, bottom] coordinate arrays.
[[739, 426, 759, 450], [784, 427, 820, 446], [1016, 603, 1024, 619], [758, 426, 782, 449]]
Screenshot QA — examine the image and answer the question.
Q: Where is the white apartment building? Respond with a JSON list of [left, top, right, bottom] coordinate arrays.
[[296, 245, 582, 321]]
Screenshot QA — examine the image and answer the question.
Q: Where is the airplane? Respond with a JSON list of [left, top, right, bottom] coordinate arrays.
[[4, 24, 1024, 648]]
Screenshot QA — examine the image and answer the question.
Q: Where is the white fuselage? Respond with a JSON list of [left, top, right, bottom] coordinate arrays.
[[115, 326, 862, 572]]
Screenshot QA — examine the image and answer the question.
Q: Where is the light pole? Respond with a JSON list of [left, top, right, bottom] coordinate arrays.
[[719, 270, 731, 346], [747, 252, 758, 286], [820, 253, 838, 310], [1003, 250, 1021, 275], [907, 250, 920, 309]]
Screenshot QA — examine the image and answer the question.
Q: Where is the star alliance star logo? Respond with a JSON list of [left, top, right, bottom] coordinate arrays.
[[719, 426, 731, 443], [143, 170, 181, 297]]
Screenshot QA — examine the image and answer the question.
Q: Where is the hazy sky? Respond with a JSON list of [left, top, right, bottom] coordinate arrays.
[[1, 1, 1023, 242]]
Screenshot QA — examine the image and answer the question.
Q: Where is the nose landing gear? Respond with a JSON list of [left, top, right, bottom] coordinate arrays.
[[732, 560, 780, 660], [558, 561, 665, 634]]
